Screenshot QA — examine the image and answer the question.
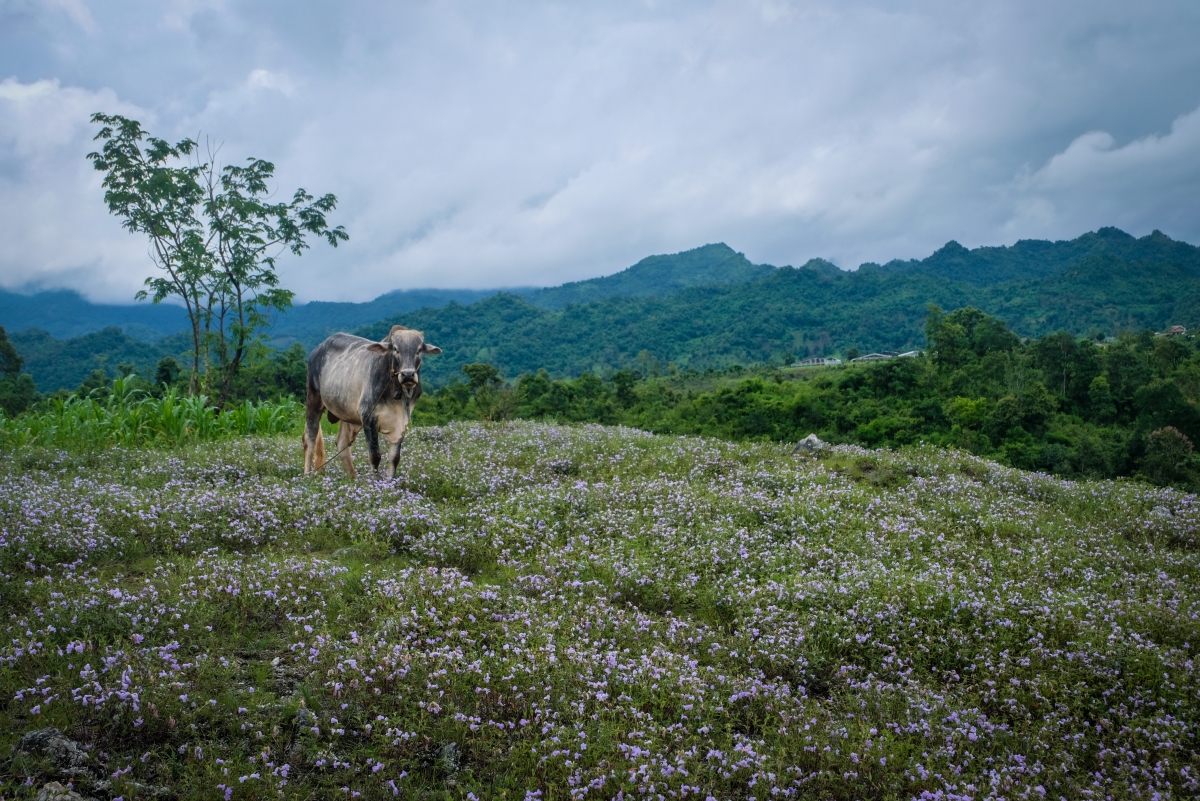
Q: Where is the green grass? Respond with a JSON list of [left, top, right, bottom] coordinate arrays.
[[0, 375, 302, 449], [0, 422, 1198, 798]]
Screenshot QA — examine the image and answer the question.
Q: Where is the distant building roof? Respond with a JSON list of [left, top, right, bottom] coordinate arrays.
[[792, 357, 842, 367], [850, 352, 898, 362]]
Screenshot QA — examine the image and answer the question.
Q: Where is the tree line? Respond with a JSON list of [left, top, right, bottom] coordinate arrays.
[[5, 306, 1198, 490], [412, 306, 1200, 491]]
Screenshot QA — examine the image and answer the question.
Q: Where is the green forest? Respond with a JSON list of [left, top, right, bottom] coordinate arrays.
[[12, 304, 1189, 489], [8, 227, 1200, 393], [411, 306, 1200, 491], [4, 224, 1200, 492]]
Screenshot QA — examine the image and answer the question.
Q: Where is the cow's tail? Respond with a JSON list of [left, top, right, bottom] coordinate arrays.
[[303, 423, 328, 473], [304, 345, 326, 474], [314, 430, 327, 470]]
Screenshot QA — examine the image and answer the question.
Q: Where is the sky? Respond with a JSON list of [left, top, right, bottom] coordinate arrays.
[[2, 1, 1200, 304]]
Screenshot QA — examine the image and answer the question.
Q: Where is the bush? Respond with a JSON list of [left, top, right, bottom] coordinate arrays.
[[1140, 426, 1197, 488]]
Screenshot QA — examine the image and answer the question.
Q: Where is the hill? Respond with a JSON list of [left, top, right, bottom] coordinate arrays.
[[9, 327, 186, 393], [361, 228, 1200, 386], [0, 287, 523, 347], [266, 288, 532, 348], [11, 228, 1200, 392], [0, 288, 191, 341], [0, 243, 771, 347], [869, 226, 1200, 285], [2, 424, 1196, 797], [526, 242, 774, 309]]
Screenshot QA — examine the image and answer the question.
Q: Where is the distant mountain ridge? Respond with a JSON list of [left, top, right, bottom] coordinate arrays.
[[7, 228, 1200, 392], [867, 226, 1200, 285], [0, 288, 191, 341], [0, 244, 766, 346], [357, 228, 1200, 386], [268, 288, 533, 348], [0, 287, 526, 346], [527, 243, 774, 309]]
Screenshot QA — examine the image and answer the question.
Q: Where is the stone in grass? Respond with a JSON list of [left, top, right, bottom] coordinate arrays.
[[37, 782, 94, 801], [13, 729, 90, 780], [440, 742, 461, 774], [295, 707, 318, 730], [793, 433, 829, 456]]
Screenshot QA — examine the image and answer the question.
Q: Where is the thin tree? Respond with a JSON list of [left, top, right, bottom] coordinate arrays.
[[88, 114, 347, 402]]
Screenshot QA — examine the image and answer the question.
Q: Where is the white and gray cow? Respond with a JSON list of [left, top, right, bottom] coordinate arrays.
[[303, 325, 441, 478]]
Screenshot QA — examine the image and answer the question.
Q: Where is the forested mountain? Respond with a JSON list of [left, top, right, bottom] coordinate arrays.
[[526, 243, 773, 309], [0, 288, 191, 341], [0, 287, 520, 347], [9, 228, 1200, 392], [361, 228, 1200, 386], [869, 227, 1200, 285], [9, 327, 188, 393], [267, 288, 530, 348], [0, 243, 762, 347]]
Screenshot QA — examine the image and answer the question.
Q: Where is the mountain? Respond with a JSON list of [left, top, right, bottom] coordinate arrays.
[[357, 261, 974, 385], [0, 288, 191, 341], [0, 243, 763, 346], [266, 288, 534, 348], [526, 243, 774, 309], [10, 228, 1200, 393], [867, 227, 1200, 286], [359, 229, 1200, 386], [0, 287, 529, 348], [10, 327, 187, 393]]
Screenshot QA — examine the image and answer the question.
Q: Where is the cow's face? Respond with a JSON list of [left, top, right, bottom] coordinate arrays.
[[369, 325, 441, 397]]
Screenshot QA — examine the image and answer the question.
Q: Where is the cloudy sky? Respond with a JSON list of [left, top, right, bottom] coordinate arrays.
[[2, 1, 1199, 303]]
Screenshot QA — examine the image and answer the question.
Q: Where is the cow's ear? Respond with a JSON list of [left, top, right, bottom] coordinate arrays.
[[367, 343, 389, 354], [421, 343, 442, 355]]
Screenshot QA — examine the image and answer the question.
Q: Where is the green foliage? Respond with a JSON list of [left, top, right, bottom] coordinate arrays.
[[413, 309, 1200, 491], [88, 113, 346, 402], [357, 229, 1200, 389], [9, 326, 189, 394], [9, 326, 309, 406], [0, 325, 38, 416], [1139, 426, 1198, 487], [0, 373, 300, 450]]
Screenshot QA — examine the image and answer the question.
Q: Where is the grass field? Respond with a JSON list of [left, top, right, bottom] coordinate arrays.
[[1, 422, 1198, 799]]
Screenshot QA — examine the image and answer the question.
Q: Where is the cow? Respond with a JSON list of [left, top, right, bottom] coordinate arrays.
[[303, 325, 441, 478]]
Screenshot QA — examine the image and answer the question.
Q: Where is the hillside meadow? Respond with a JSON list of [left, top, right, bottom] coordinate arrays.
[[1, 422, 1198, 799]]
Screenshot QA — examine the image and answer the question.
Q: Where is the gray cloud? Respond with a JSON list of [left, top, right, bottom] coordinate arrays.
[[2, 0, 1200, 302]]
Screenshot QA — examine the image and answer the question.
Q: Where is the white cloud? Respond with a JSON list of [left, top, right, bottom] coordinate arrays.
[[2, 1, 1200, 302], [0, 78, 152, 300], [1006, 104, 1200, 239]]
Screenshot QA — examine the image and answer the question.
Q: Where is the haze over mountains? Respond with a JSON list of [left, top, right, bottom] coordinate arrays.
[[4, 227, 1198, 391]]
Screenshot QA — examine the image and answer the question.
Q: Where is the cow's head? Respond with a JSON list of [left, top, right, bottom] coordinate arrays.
[[368, 325, 441, 398]]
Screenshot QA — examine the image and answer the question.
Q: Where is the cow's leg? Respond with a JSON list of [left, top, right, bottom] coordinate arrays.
[[336, 422, 360, 478], [385, 433, 405, 479], [363, 417, 383, 473]]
